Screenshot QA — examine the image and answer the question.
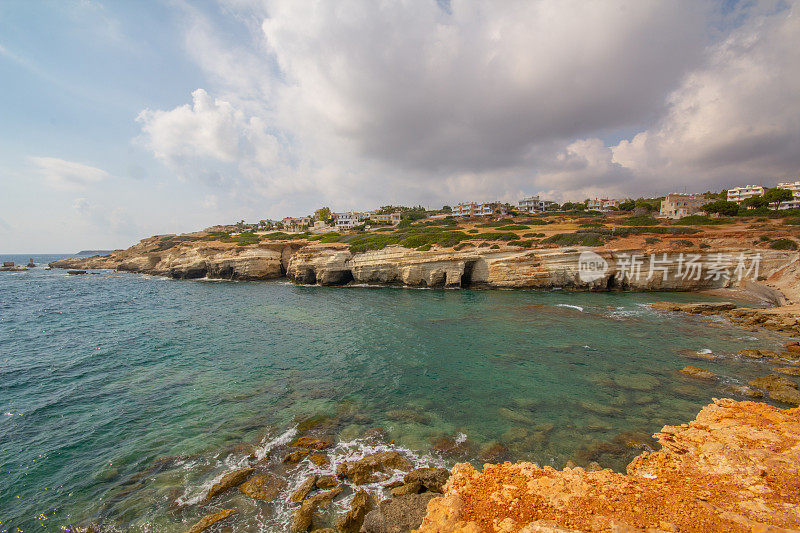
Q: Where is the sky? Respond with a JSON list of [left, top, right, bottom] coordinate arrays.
[[1, 0, 799, 253]]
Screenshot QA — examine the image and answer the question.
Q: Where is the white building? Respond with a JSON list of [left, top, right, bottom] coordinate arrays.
[[587, 198, 628, 212], [452, 202, 495, 217], [364, 211, 402, 225], [777, 181, 800, 209], [727, 185, 765, 204], [334, 212, 365, 231], [518, 195, 555, 213]]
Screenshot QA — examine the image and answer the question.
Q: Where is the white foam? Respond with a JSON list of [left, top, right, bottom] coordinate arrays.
[[697, 349, 713, 355], [255, 427, 297, 461], [556, 304, 583, 312]]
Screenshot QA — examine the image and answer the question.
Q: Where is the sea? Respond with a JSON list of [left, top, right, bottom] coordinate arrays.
[[0, 253, 792, 532]]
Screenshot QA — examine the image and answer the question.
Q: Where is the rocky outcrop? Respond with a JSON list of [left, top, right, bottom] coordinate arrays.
[[653, 301, 800, 337], [50, 233, 797, 292], [50, 235, 304, 281], [415, 399, 800, 532], [287, 246, 797, 290]]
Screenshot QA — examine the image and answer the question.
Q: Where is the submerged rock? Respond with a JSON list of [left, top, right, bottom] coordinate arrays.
[[205, 467, 253, 500], [679, 365, 716, 380], [336, 489, 375, 533], [289, 474, 318, 502], [308, 453, 329, 466], [290, 486, 343, 533], [187, 509, 235, 533], [339, 451, 413, 485], [292, 436, 333, 450], [719, 384, 764, 398], [239, 473, 286, 501], [283, 450, 311, 463]]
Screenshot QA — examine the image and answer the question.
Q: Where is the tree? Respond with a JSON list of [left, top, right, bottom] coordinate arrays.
[[618, 200, 636, 212], [742, 195, 769, 209], [315, 207, 332, 221], [702, 200, 740, 217], [764, 188, 794, 208], [442, 205, 452, 213]]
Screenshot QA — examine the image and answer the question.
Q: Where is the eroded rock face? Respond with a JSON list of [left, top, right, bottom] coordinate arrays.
[[238, 473, 286, 501], [416, 399, 800, 532], [50, 237, 797, 292], [50, 236, 303, 281]]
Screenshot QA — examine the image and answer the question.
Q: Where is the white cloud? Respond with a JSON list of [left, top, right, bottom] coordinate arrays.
[[135, 0, 800, 214], [611, 1, 800, 193], [30, 156, 109, 190]]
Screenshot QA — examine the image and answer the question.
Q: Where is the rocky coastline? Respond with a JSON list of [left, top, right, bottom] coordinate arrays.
[[65, 399, 800, 533], [48, 235, 798, 294]]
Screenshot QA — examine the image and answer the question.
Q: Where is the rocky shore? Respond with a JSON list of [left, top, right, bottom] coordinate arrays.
[[416, 398, 800, 532], [48, 234, 798, 292], [65, 399, 800, 533]]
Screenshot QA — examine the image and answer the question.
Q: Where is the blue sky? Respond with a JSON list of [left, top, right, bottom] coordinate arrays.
[[1, 0, 798, 252]]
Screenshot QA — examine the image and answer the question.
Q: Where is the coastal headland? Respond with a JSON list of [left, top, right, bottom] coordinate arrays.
[[45, 213, 800, 532]]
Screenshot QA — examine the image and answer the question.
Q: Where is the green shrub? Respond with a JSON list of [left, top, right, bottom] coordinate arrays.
[[673, 239, 694, 247], [543, 232, 606, 247], [508, 240, 533, 248], [416, 244, 432, 251], [699, 242, 710, 248], [578, 222, 604, 228], [522, 232, 546, 238], [677, 215, 732, 225], [759, 235, 772, 242], [454, 242, 475, 251], [783, 217, 800, 226], [623, 216, 659, 226], [348, 234, 400, 253], [770, 238, 798, 250], [468, 229, 479, 233], [490, 244, 500, 249], [473, 232, 518, 241], [495, 224, 530, 230], [476, 218, 514, 228], [519, 219, 549, 225], [644, 237, 661, 244]]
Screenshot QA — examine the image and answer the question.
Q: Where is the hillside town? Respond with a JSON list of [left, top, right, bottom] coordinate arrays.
[[230, 180, 800, 235]]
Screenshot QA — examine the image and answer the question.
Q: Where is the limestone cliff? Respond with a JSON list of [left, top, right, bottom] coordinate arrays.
[[50, 235, 304, 280], [51, 236, 798, 293], [415, 399, 800, 533], [286, 245, 796, 291]]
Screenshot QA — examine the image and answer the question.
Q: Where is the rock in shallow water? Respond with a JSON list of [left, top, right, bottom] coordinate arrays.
[[187, 508, 235, 533], [290, 486, 343, 533], [205, 467, 253, 500], [404, 467, 451, 493], [239, 473, 286, 501], [339, 451, 413, 485], [336, 489, 375, 533], [679, 365, 716, 380]]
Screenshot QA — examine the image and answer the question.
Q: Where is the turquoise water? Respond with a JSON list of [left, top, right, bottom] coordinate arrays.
[[0, 256, 794, 532]]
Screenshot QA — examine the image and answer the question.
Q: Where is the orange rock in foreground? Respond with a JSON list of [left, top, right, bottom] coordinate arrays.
[[416, 399, 800, 533]]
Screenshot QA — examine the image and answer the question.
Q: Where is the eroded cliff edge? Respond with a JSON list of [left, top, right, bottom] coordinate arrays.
[[49, 235, 798, 293], [415, 398, 800, 533]]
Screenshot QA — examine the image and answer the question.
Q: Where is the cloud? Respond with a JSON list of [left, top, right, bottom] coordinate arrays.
[[30, 157, 109, 190], [611, 1, 800, 193], [135, 0, 800, 213], [72, 197, 137, 235]]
